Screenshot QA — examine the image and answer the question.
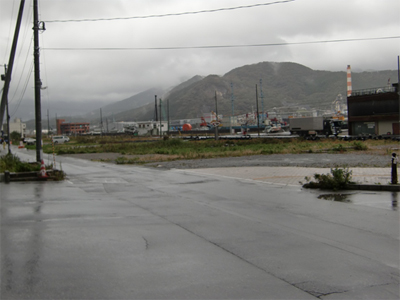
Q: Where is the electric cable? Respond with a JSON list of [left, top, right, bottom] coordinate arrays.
[[9, 60, 33, 118], [44, 0, 295, 23], [9, 37, 33, 104], [42, 36, 400, 51]]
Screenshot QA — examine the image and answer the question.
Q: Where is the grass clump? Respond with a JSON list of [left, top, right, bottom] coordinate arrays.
[[302, 168, 355, 190], [0, 153, 40, 172], [352, 141, 368, 151]]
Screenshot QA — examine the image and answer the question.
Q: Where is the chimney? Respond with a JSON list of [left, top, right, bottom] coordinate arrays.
[[347, 65, 352, 97]]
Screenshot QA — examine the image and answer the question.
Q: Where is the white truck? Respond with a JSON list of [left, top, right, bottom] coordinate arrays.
[[289, 116, 342, 137]]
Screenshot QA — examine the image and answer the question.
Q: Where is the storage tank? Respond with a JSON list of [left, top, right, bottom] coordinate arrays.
[[182, 123, 192, 131]]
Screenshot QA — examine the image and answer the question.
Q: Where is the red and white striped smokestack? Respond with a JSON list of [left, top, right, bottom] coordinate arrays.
[[347, 65, 352, 97]]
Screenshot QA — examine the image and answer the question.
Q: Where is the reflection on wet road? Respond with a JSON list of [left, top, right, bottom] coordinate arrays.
[[1, 150, 399, 299]]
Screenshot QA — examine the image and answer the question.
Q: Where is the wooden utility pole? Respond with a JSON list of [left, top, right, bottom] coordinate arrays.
[[159, 99, 162, 138], [47, 109, 50, 137], [33, 0, 45, 162], [154, 95, 158, 122], [100, 108, 103, 135], [167, 99, 170, 135], [256, 84, 260, 136], [215, 91, 219, 140], [0, 0, 25, 141]]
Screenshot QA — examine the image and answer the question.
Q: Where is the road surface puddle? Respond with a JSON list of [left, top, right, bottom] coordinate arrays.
[[318, 194, 351, 203]]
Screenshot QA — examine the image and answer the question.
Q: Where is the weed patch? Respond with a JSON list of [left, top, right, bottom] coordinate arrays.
[[302, 168, 355, 190]]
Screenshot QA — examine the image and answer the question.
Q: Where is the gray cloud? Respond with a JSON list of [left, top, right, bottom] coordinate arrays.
[[1, 0, 399, 120]]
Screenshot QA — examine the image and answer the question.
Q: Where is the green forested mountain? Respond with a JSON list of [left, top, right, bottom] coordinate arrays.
[[112, 61, 397, 122]]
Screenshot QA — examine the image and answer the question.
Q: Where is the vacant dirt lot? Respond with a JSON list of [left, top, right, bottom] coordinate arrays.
[[63, 143, 399, 170]]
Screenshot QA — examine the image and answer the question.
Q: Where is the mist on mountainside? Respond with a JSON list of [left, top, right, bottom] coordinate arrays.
[[16, 61, 398, 130], [113, 62, 398, 122]]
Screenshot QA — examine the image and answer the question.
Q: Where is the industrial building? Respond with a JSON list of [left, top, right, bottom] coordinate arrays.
[[347, 83, 399, 136], [56, 119, 90, 135]]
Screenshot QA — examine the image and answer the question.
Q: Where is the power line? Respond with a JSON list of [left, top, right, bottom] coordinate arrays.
[[9, 37, 33, 104], [10, 61, 33, 118], [44, 0, 295, 23], [42, 36, 400, 51]]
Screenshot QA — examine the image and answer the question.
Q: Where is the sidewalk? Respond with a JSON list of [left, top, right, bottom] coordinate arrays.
[[2, 146, 399, 190], [184, 166, 400, 191]]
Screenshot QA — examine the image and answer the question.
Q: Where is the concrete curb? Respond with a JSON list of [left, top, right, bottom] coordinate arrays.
[[346, 184, 400, 192], [1, 170, 62, 183]]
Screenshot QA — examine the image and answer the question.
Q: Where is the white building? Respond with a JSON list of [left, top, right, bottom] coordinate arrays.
[[136, 121, 168, 136], [2, 118, 26, 137]]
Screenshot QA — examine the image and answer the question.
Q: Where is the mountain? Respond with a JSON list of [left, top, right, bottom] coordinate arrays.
[[111, 62, 397, 121], [83, 87, 165, 120], [22, 61, 398, 130], [112, 75, 204, 122]]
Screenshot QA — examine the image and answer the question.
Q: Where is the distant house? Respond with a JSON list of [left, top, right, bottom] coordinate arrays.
[[57, 119, 90, 135], [347, 84, 399, 136], [2, 118, 26, 137], [136, 121, 167, 136]]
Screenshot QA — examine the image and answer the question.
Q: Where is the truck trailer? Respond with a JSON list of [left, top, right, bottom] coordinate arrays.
[[289, 117, 342, 137]]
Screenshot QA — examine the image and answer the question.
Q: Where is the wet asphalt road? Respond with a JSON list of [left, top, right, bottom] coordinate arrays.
[[1, 149, 399, 299]]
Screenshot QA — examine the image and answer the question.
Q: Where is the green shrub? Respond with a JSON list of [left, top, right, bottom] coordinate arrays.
[[302, 168, 354, 190], [0, 153, 40, 172], [353, 141, 368, 150]]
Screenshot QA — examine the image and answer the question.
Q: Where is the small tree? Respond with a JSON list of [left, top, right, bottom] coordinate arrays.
[[10, 131, 21, 143]]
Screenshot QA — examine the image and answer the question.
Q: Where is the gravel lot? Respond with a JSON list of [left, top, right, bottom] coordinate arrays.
[[64, 152, 395, 170], [144, 153, 394, 169]]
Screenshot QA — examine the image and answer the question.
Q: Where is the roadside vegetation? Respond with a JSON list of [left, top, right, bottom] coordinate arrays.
[[301, 168, 355, 190], [0, 153, 41, 172], [28, 135, 399, 165]]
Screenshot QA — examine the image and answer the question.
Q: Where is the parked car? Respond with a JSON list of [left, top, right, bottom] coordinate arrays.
[[23, 137, 36, 145], [52, 135, 70, 144]]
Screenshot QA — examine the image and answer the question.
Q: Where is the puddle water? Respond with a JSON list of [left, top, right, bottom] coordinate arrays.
[[318, 194, 351, 203], [316, 192, 399, 211]]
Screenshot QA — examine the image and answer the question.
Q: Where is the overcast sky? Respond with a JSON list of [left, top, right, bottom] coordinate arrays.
[[1, 0, 399, 119]]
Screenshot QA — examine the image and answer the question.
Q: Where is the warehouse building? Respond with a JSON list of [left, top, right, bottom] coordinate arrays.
[[347, 83, 399, 136]]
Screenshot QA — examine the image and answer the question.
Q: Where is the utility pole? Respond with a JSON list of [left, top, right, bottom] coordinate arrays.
[[5, 66, 11, 154], [33, 0, 45, 162], [159, 99, 162, 138], [215, 91, 219, 140], [397, 56, 399, 135], [0, 0, 25, 134], [256, 84, 260, 137], [154, 95, 158, 122], [100, 108, 103, 135], [0, 0, 25, 128], [167, 99, 170, 135], [230, 82, 234, 133], [47, 109, 50, 136], [260, 79, 264, 123]]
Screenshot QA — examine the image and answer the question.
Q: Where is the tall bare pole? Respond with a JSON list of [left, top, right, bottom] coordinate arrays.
[[100, 108, 103, 135], [154, 95, 158, 122], [167, 99, 170, 135], [159, 99, 162, 138], [398, 56, 399, 134], [214, 91, 219, 140], [256, 84, 260, 136], [5, 66, 11, 154], [0, 0, 25, 134], [47, 109, 50, 136], [34, 0, 44, 162]]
